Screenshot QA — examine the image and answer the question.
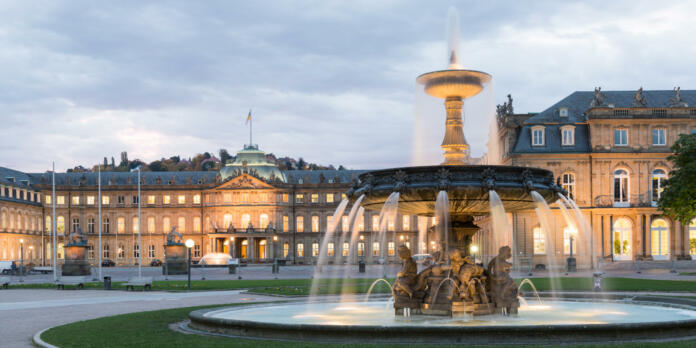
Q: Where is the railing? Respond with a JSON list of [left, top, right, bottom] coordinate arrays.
[[594, 194, 653, 208]]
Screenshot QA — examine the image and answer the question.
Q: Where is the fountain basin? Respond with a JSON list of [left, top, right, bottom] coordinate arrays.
[[417, 69, 492, 99], [188, 297, 696, 344], [349, 165, 561, 216]]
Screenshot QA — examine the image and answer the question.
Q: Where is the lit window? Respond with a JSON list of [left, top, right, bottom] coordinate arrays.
[[341, 193, 347, 200], [312, 243, 319, 257], [178, 195, 185, 204], [563, 226, 577, 255], [613, 169, 630, 206], [372, 242, 380, 256], [387, 217, 395, 231], [45, 195, 52, 204], [311, 193, 319, 203], [327, 216, 334, 231], [328, 242, 335, 257], [102, 196, 110, 205], [342, 216, 349, 232], [282, 193, 289, 202], [342, 242, 349, 257], [326, 193, 334, 203], [259, 214, 269, 228], [117, 217, 125, 234], [163, 217, 170, 234], [223, 214, 232, 230], [44, 216, 51, 233], [388, 242, 395, 256], [87, 196, 95, 205], [118, 244, 125, 259], [178, 217, 185, 233], [561, 126, 575, 146], [72, 196, 79, 205], [296, 243, 304, 257], [193, 217, 201, 233], [358, 215, 364, 231], [282, 216, 289, 232], [652, 128, 666, 146], [132, 217, 139, 233], [651, 169, 667, 205], [651, 219, 669, 259], [163, 195, 171, 204], [193, 195, 201, 204], [296, 216, 304, 232], [295, 194, 304, 203], [357, 242, 365, 256], [283, 243, 289, 258], [531, 126, 545, 146], [562, 173, 576, 200], [311, 215, 319, 232], [533, 226, 545, 254], [614, 129, 628, 146], [372, 215, 379, 231], [402, 215, 410, 230], [241, 214, 250, 228], [147, 195, 155, 204], [148, 217, 155, 233]]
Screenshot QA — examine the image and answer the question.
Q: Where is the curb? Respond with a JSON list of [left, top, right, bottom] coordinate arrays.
[[32, 327, 59, 348]]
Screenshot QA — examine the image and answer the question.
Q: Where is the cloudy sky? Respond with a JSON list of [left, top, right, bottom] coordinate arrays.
[[3, 1, 696, 172]]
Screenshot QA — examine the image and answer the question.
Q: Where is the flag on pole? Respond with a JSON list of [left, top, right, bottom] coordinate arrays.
[[245, 109, 252, 124]]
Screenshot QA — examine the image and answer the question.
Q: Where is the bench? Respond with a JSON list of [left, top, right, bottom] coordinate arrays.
[[56, 276, 87, 290], [0, 276, 9, 289], [124, 276, 153, 291]]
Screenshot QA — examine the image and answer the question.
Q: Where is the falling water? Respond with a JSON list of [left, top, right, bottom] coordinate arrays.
[[417, 216, 429, 254], [558, 193, 593, 269], [518, 278, 543, 305], [378, 192, 400, 277], [309, 198, 349, 300], [329, 196, 365, 297], [446, 6, 461, 69], [530, 191, 561, 293], [339, 206, 365, 303], [489, 191, 513, 264], [435, 191, 449, 261]]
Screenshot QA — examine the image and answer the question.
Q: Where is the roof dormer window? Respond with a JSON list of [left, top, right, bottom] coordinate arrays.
[[561, 125, 575, 146], [559, 107, 568, 117], [531, 126, 545, 146]]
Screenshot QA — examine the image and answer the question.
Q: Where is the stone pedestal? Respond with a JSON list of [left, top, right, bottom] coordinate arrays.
[[164, 244, 188, 275], [61, 245, 91, 276]]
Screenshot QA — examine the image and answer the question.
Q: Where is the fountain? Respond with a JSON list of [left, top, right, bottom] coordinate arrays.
[[186, 8, 696, 344]]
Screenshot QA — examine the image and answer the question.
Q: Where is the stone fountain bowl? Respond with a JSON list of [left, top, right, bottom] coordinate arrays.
[[416, 69, 492, 99], [347, 165, 562, 216]]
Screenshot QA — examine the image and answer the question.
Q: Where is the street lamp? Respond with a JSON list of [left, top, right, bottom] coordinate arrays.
[[470, 244, 479, 263], [185, 239, 194, 291], [19, 239, 24, 283], [272, 235, 279, 274]]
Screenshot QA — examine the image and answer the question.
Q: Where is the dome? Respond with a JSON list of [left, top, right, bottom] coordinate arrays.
[[219, 145, 286, 183]]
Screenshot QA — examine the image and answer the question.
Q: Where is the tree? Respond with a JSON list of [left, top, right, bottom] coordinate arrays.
[[297, 158, 307, 170], [658, 133, 696, 224], [219, 149, 231, 164], [119, 151, 129, 168], [103, 157, 108, 168]]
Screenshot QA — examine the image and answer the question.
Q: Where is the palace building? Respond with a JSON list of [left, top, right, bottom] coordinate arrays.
[[477, 88, 696, 269]]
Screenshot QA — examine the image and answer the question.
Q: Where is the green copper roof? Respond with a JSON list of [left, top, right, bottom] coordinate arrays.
[[219, 144, 286, 183]]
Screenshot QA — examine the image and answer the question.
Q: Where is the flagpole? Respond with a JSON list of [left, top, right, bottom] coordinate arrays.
[[98, 165, 102, 280], [52, 162, 57, 281], [249, 110, 252, 146], [138, 168, 142, 277]]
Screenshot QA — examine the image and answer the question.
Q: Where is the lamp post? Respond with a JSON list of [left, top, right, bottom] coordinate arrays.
[[185, 239, 194, 291], [230, 237, 235, 259], [272, 235, 279, 274], [470, 244, 479, 264], [19, 239, 24, 283]]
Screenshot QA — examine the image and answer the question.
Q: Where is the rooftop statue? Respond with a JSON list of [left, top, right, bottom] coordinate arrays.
[[67, 226, 87, 246], [633, 87, 647, 107], [166, 226, 183, 245], [670, 86, 686, 107], [590, 87, 604, 107]]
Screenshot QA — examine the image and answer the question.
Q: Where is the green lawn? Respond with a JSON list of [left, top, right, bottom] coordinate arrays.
[[516, 277, 696, 292], [680, 272, 696, 276], [40, 304, 696, 348]]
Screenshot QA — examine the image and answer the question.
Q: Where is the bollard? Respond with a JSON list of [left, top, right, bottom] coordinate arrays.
[[103, 276, 112, 290]]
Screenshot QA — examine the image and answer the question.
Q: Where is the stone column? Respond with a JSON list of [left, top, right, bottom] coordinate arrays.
[[248, 237, 255, 263], [645, 214, 652, 258], [441, 96, 468, 165]]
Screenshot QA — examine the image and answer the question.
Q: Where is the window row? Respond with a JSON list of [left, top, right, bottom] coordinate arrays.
[[44, 216, 202, 234], [613, 168, 667, 206], [0, 212, 42, 232], [0, 186, 39, 202], [530, 127, 670, 147], [45, 194, 201, 206], [286, 241, 402, 258]]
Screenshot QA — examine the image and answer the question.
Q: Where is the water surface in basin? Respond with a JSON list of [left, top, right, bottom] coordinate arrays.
[[205, 300, 696, 327]]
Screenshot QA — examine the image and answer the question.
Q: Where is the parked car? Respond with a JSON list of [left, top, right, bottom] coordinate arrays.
[[101, 259, 116, 267], [150, 259, 163, 267], [0, 261, 12, 275], [412, 254, 434, 266]]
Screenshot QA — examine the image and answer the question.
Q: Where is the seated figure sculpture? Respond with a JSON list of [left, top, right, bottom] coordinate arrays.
[[456, 255, 487, 304], [166, 226, 183, 245], [487, 246, 519, 314], [67, 226, 87, 246], [392, 245, 418, 298]]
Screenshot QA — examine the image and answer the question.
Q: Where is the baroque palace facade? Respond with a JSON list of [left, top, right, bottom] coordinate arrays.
[[477, 88, 696, 269], [0, 145, 426, 266]]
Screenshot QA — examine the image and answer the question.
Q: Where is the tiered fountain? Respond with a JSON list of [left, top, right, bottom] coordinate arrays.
[[186, 9, 696, 344]]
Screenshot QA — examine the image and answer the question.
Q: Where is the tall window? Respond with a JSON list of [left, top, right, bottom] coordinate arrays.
[[283, 243, 289, 258], [312, 243, 319, 257], [282, 216, 289, 232], [311, 193, 319, 203], [342, 216, 349, 232], [531, 126, 545, 146], [563, 226, 577, 255], [117, 217, 125, 233], [326, 193, 334, 203], [561, 126, 575, 146], [296, 243, 304, 257], [259, 214, 269, 228], [148, 245, 156, 258], [651, 219, 669, 260], [402, 215, 410, 230], [118, 244, 125, 259], [613, 218, 632, 260], [178, 217, 185, 233], [193, 195, 201, 204], [88, 218, 95, 234], [193, 217, 201, 233], [614, 129, 628, 146], [103, 244, 110, 258], [613, 169, 629, 206], [357, 242, 365, 256], [372, 242, 380, 256], [72, 218, 80, 233], [147, 195, 155, 204], [163, 195, 171, 204], [72, 196, 80, 205], [132, 217, 139, 233], [533, 226, 545, 255], [223, 214, 233, 229], [689, 219, 696, 256], [241, 214, 251, 228], [178, 195, 186, 204], [343, 242, 350, 257], [87, 245, 94, 259], [327, 242, 335, 257], [372, 215, 379, 231], [87, 196, 95, 205], [102, 196, 110, 205], [194, 245, 201, 258], [327, 216, 334, 231], [562, 173, 576, 200], [296, 216, 304, 232], [45, 195, 51, 204], [133, 243, 139, 258], [651, 169, 667, 205], [311, 215, 319, 232], [148, 217, 155, 233], [388, 242, 395, 256], [358, 215, 364, 231], [162, 217, 170, 233], [652, 128, 666, 146], [295, 194, 304, 203], [102, 218, 110, 234], [45, 216, 51, 233]]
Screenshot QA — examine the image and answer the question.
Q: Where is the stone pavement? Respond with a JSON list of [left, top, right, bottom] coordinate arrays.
[[0, 289, 280, 348]]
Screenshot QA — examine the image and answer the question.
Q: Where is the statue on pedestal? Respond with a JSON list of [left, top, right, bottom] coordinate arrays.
[[67, 226, 87, 246], [392, 245, 418, 298], [166, 226, 183, 245], [487, 246, 519, 314]]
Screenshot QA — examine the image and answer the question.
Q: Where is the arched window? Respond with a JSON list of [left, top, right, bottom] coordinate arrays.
[[296, 216, 304, 233], [689, 219, 696, 256], [533, 225, 545, 255], [563, 226, 577, 255], [1, 211, 6, 229], [103, 217, 110, 234], [88, 218, 95, 234], [259, 214, 269, 228], [650, 218, 669, 260], [613, 169, 630, 207], [132, 217, 139, 234], [562, 173, 576, 200], [241, 214, 251, 228], [613, 218, 632, 260], [223, 214, 233, 230], [57, 243, 64, 259], [57, 216, 65, 235], [103, 244, 110, 258], [311, 215, 319, 232], [651, 169, 667, 205]]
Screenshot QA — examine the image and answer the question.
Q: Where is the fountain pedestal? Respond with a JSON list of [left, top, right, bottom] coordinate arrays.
[[164, 244, 188, 275], [62, 245, 91, 276]]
